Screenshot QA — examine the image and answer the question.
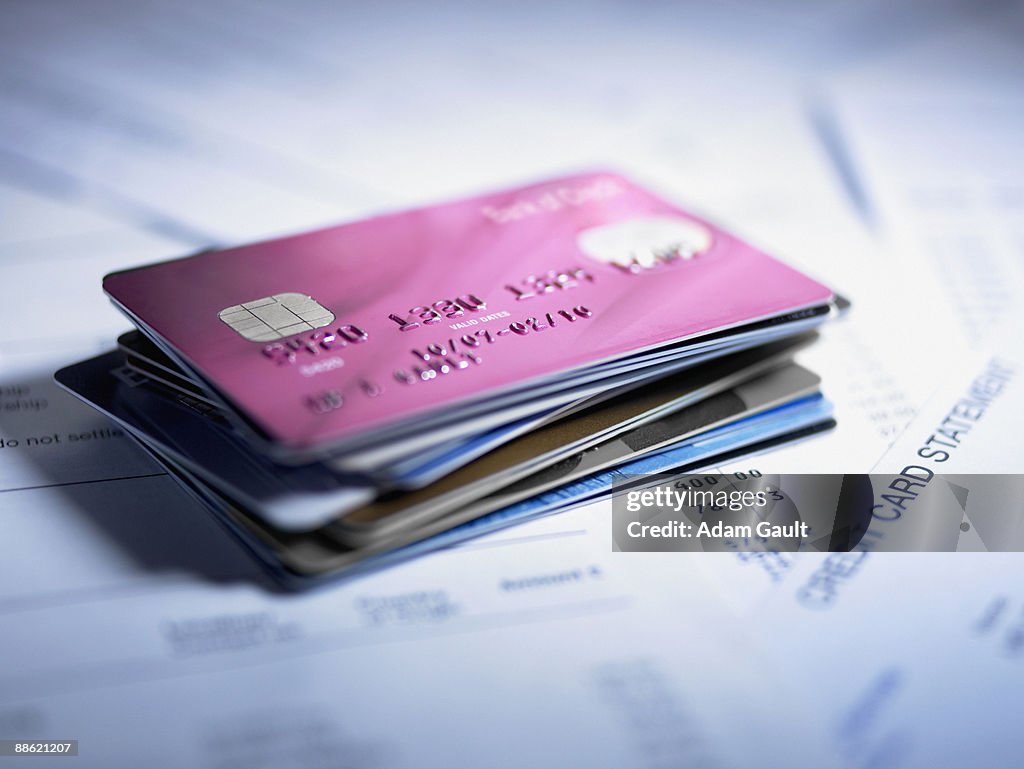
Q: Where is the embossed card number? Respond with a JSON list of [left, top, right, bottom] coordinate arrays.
[[262, 323, 369, 365], [504, 266, 594, 301], [389, 294, 487, 332]]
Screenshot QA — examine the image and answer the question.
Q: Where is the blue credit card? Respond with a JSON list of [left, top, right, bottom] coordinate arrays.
[[391, 394, 834, 559]]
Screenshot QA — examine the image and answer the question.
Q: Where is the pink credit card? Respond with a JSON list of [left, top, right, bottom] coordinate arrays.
[[104, 171, 833, 456]]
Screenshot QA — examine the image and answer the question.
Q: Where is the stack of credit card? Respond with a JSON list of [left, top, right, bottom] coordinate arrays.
[[56, 172, 843, 585]]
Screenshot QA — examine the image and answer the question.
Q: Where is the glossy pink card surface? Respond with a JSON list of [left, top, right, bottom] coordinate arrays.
[[104, 171, 832, 453]]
